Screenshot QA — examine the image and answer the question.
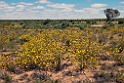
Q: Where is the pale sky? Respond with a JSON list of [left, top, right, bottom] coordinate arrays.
[[0, 0, 124, 19]]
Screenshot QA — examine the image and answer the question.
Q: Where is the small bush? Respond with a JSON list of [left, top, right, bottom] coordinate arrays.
[[69, 37, 103, 71], [0, 54, 12, 69], [118, 20, 124, 24], [19, 34, 32, 44], [61, 22, 69, 29], [0, 71, 12, 83], [78, 24, 86, 30], [110, 47, 124, 65], [54, 24, 62, 29]]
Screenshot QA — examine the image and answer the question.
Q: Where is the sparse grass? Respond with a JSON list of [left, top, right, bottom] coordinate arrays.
[[0, 71, 12, 83], [6, 64, 16, 73], [115, 70, 124, 83], [33, 79, 61, 83]]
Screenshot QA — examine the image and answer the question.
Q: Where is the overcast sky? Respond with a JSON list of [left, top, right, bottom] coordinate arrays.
[[0, 0, 124, 19]]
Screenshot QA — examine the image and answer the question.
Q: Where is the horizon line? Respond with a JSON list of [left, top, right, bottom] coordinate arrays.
[[0, 17, 123, 20]]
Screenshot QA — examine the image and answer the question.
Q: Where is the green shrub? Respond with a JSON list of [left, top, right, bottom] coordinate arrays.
[[118, 20, 124, 24], [78, 24, 86, 30], [54, 24, 62, 29]]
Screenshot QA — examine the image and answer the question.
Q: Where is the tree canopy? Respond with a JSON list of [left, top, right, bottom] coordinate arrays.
[[104, 8, 120, 21]]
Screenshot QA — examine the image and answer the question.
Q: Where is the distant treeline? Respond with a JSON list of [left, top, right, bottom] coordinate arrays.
[[0, 18, 124, 29]]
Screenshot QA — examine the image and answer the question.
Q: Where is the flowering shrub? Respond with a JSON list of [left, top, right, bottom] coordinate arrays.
[[69, 35, 103, 70], [19, 34, 32, 43], [16, 30, 66, 70], [0, 35, 9, 49], [110, 47, 124, 64], [15, 28, 103, 71], [0, 54, 12, 69]]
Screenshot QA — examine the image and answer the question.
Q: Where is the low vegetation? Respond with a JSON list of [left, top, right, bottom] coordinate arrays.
[[0, 19, 124, 83]]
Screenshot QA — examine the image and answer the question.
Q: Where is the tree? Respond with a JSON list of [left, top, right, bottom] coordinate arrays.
[[104, 8, 120, 21]]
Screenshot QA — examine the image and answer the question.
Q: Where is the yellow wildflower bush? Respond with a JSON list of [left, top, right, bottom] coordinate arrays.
[[69, 36, 103, 70], [108, 30, 124, 64], [0, 54, 12, 69], [16, 30, 66, 70], [110, 47, 124, 64], [0, 34, 9, 49], [19, 34, 32, 44]]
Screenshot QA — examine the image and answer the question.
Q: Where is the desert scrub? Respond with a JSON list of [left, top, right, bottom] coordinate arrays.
[[0, 28, 19, 50], [110, 47, 124, 65], [0, 54, 15, 72], [0, 54, 11, 69], [19, 34, 32, 44], [15, 28, 104, 71], [0, 34, 9, 49], [69, 37, 103, 71], [15, 30, 66, 70]]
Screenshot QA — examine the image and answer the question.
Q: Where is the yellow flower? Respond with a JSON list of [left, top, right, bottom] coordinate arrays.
[[106, 52, 110, 56], [71, 76, 74, 78]]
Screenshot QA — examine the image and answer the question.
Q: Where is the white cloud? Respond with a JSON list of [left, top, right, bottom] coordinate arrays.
[[0, 1, 9, 8], [16, 5, 25, 8], [15, 5, 27, 12], [91, 3, 107, 8], [33, 6, 44, 9], [74, 9, 85, 13], [61, 8, 73, 12], [120, 1, 124, 4], [0, 1, 16, 12], [18, 2, 34, 6], [16, 5, 26, 9], [26, 9, 39, 13], [3, 11, 36, 19], [47, 3, 75, 9], [84, 8, 97, 14], [44, 9, 58, 13], [35, 0, 51, 4]]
